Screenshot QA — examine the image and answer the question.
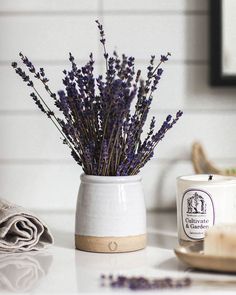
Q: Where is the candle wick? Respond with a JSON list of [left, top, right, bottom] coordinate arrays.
[[208, 175, 213, 181]]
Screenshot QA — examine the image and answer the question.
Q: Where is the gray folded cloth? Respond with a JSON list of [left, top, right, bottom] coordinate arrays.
[[0, 199, 53, 253]]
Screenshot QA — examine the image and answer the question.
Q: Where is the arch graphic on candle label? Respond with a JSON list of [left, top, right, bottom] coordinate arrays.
[[181, 189, 215, 240]]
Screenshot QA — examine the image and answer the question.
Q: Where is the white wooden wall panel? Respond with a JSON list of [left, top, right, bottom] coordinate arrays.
[[0, 16, 99, 62], [3, 64, 236, 111], [0, 112, 235, 161], [1, 0, 99, 12], [1, 158, 233, 211], [1, 63, 101, 111], [0, 14, 207, 62], [103, 15, 208, 61], [1, 0, 208, 13], [0, 160, 191, 210], [0, 0, 236, 211], [0, 162, 81, 210], [102, 0, 208, 12]]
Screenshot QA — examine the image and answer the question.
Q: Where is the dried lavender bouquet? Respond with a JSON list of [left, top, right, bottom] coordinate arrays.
[[12, 20, 182, 176]]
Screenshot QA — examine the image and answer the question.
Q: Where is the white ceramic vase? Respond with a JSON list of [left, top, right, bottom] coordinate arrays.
[[75, 174, 146, 253]]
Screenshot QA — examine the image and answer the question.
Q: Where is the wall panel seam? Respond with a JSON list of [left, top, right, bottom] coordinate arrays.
[[0, 11, 209, 17], [0, 109, 236, 116], [0, 158, 235, 165]]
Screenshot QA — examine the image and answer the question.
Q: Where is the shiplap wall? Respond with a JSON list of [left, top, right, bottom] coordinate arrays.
[[1, 0, 236, 210]]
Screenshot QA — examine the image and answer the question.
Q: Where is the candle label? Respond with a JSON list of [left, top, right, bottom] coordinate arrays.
[[181, 189, 215, 240]]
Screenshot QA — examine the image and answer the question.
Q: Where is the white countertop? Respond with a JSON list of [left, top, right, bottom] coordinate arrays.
[[1, 211, 236, 294]]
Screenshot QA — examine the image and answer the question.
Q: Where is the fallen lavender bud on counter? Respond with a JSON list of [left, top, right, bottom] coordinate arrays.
[[100, 274, 191, 290]]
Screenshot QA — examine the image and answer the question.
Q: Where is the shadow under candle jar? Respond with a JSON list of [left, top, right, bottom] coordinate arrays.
[[176, 174, 236, 247], [75, 174, 146, 253]]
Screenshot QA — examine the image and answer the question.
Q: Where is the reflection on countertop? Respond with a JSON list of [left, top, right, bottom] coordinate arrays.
[[0, 211, 235, 294], [0, 251, 53, 292], [147, 211, 178, 249]]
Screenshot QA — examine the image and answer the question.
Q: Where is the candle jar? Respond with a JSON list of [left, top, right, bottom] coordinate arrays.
[[176, 174, 236, 246]]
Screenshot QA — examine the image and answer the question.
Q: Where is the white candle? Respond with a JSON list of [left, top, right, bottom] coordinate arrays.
[[176, 174, 236, 245]]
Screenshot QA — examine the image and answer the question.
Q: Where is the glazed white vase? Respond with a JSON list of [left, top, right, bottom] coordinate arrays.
[[75, 173, 146, 253]]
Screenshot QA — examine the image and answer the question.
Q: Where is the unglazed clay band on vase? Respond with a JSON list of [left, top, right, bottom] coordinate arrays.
[[75, 234, 147, 253]]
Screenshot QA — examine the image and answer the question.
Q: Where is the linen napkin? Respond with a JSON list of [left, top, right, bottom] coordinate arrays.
[[0, 199, 53, 253]]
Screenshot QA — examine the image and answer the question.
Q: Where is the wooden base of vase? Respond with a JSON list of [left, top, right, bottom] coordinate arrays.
[[75, 234, 146, 253]]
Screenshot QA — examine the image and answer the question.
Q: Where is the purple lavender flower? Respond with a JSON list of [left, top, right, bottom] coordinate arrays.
[[11, 21, 182, 176], [100, 274, 191, 291]]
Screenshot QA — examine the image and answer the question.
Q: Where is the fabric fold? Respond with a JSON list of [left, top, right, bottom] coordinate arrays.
[[0, 199, 53, 252]]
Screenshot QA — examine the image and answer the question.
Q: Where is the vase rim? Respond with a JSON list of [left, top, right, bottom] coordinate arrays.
[[80, 173, 142, 183]]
